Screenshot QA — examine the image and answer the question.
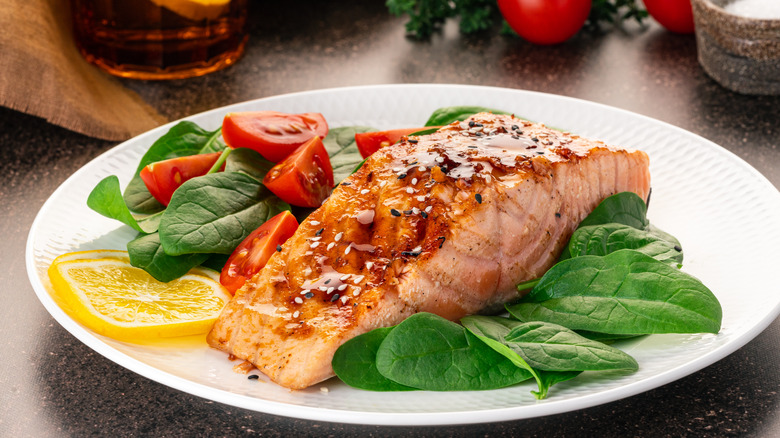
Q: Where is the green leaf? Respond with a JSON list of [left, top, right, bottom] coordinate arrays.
[[159, 172, 290, 255], [200, 253, 230, 272], [424, 106, 511, 126], [507, 250, 723, 335], [224, 147, 275, 182], [578, 192, 649, 229], [322, 126, 376, 185], [123, 121, 225, 213], [567, 223, 683, 266], [375, 313, 532, 391], [127, 232, 209, 282], [332, 327, 415, 391], [87, 175, 158, 234]]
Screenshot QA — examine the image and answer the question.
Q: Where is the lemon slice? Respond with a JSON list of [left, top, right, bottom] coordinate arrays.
[[150, 0, 231, 22], [48, 251, 231, 342]]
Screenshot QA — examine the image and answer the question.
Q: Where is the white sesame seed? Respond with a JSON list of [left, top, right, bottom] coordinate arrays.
[[327, 242, 335, 250], [393, 167, 403, 172], [425, 206, 433, 213], [340, 274, 351, 281], [310, 236, 321, 241], [320, 387, 329, 393], [411, 178, 418, 185], [345, 246, 352, 255], [293, 311, 300, 318], [352, 290, 360, 296], [338, 284, 347, 291], [412, 207, 420, 214], [305, 251, 313, 256], [335, 232, 343, 242], [365, 262, 374, 269], [406, 187, 414, 194], [418, 166, 426, 172], [353, 275, 365, 283], [300, 289, 310, 295], [294, 297, 303, 304], [327, 287, 335, 294], [319, 286, 328, 291], [310, 241, 320, 248], [379, 180, 387, 187], [341, 296, 349, 304], [310, 220, 320, 226], [360, 189, 370, 195], [435, 156, 444, 163], [417, 196, 426, 202], [413, 246, 422, 252], [304, 267, 312, 276]]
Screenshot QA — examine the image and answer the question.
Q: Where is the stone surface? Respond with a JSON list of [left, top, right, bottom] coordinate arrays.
[[1, 1, 779, 436]]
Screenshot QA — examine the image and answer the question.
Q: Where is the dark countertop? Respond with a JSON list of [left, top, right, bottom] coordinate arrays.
[[2, 1, 779, 436]]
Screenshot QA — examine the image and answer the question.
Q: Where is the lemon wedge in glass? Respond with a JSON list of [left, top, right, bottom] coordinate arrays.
[[48, 250, 230, 342], [150, 0, 231, 22]]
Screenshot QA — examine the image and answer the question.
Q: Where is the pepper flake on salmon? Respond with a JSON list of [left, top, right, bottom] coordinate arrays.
[[207, 112, 651, 390]]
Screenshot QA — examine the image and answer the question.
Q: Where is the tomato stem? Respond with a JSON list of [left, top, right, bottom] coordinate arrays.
[[208, 147, 232, 174]]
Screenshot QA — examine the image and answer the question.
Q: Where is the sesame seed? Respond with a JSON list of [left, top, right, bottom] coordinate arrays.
[[360, 189, 370, 195], [320, 387, 329, 393], [319, 286, 328, 291], [345, 246, 352, 255], [407, 188, 414, 194], [353, 275, 365, 283], [310, 236, 321, 241], [379, 180, 387, 187], [411, 178, 418, 184], [335, 232, 343, 242], [391, 209, 401, 217], [340, 182, 351, 186], [315, 228, 324, 236], [475, 193, 482, 204], [425, 206, 433, 213], [341, 296, 349, 304], [352, 290, 360, 296], [327, 242, 335, 250], [310, 220, 321, 226], [293, 311, 300, 318], [437, 236, 446, 248], [248, 374, 260, 380], [403, 210, 413, 215], [330, 294, 340, 302], [397, 173, 407, 179], [294, 297, 303, 304], [393, 167, 403, 172], [305, 292, 314, 299], [276, 245, 282, 252], [421, 211, 428, 219], [674, 245, 682, 252], [325, 279, 331, 284], [338, 284, 347, 291], [301, 289, 310, 295], [435, 156, 444, 163], [304, 267, 312, 276], [468, 120, 476, 127], [417, 196, 426, 202], [365, 262, 374, 269], [327, 287, 335, 294], [418, 166, 426, 172], [311, 242, 320, 248], [408, 139, 418, 144], [305, 251, 313, 256], [412, 207, 420, 215], [340, 274, 351, 281]]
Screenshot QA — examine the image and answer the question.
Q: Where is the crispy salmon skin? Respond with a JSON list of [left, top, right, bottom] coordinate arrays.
[[207, 112, 651, 389]]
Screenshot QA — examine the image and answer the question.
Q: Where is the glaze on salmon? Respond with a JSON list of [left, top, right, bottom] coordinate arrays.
[[207, 113, 651, 389]]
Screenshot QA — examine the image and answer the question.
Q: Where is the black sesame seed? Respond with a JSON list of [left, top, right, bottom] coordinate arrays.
[[475, 132, 483, 137], [474, 123, 483, 127], [397, 173, 407, 179], [536, 151, 545, 155], [315, 228, 324, 236], [330, 294, 340, 302], [276, 245, 282, 252], [305, 292, 314, 299], [421, 211, 429, 219], [247, 375, 259, 380], [408, 139, 418, 144], [403, 210, 413, 215], [511, 125, 519, 130], [324, 279, 331, 285], [341, 182, 351, 186], [475, 193, 482, 204], [674, 245, 682, 252], [468, 120, 476, 127], [391, 209, 401, 217], [532, 137, 539, 142], [402, 251, 421, 257], [555, 212, 561, 218]]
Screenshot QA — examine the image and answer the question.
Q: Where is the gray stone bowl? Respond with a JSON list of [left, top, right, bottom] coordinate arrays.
[[691, 0, 780, 95]]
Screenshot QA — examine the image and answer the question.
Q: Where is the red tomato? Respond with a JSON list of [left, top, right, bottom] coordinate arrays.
[[498, 0, 592, 45], [139, 152, 223, 206], [263, 136, 334, 208], [643, 0, 695, 34], [222, 111, 329, 163], [355, 126, 440, 158], [220, 210, 299, 293]]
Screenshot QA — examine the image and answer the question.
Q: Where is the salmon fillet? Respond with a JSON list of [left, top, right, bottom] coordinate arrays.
[[207, 112, 651, 389]]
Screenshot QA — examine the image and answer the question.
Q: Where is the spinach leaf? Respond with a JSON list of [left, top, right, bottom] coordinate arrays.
[[159, 172, 290, 255], [127, 232, 209, 282], [578, 191, 649, 229], [87, 175, 159, 234], [375, 313, 532, 391], [224, 147, 275, 181], [332, 327, 414, 392], [123, 121, 225, 213], [424, 106, 511, 126], [507, 250, 722, 335], [502, 321, 638, 372], [322, 126, 376, 185], [566, 223, 683, 266], [575, 331, 643, 343], [200, 253, 230, 272]]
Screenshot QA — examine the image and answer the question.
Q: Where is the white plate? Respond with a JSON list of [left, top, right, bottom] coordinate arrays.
[[26, 84, 780, 426]]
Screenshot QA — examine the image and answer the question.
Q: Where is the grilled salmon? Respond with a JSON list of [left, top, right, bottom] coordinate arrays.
[[207, 112, 651, 389]]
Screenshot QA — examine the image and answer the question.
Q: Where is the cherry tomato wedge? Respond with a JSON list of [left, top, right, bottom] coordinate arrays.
[[220, 210, 299, 293], [355, 126, 440, 158], [222, 111, 329, 163], [643, 0, 695, 34], [263, 136, 334, 208], [139, 152, 223, 206]]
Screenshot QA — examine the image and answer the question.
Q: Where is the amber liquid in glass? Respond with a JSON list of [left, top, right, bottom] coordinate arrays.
[[70, 0, 247, 80]]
